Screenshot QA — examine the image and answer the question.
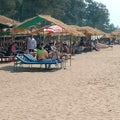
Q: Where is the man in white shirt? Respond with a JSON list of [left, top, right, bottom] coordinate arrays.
[[27, 35, 37, 52]]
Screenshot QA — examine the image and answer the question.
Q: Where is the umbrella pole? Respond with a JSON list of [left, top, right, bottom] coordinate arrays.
[[43, 30, 45, 45], [70, 35, 72, 66]]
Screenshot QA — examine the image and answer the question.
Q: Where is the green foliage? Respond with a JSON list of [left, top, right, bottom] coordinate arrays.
[[85, 0, 110, 31], [0, 0, 118, 32], [62, 0, 86, 25]]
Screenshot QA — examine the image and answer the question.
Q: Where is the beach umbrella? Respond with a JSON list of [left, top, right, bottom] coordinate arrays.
[[39, 15, 84, 37], [44, 28, 55, 33], [47, 25, 64, 33]]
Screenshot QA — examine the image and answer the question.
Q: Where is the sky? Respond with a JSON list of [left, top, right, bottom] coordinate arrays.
[[94, 0, 120, 27]]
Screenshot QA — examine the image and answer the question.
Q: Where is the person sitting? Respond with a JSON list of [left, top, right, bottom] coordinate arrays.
[[37, 47, 52, 69], [63, 42, 70, 53], [8, 42, 17, 55], [44, 43, 51, 53], [91, 40, 99, 51], [48, 48, 59, 60], [59, 42, 70, 60], [36, 44, 42, 59], [37, 47, 49, 60]]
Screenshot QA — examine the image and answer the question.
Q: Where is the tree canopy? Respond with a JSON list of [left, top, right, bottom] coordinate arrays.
[[0, 0, 118, 32]]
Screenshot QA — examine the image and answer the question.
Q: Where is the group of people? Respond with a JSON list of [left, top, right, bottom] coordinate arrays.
[[26, 34, 72, 61], [36, 42, 62, 61], [0, 33, 101, 59], [0, 34, 71, 61], [26, 34, 101, 62]]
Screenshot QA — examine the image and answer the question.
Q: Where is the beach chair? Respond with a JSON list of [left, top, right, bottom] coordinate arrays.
[[23, 53, 38, 61], [23, 53, 65, 69], [14, 55, 60, 70]]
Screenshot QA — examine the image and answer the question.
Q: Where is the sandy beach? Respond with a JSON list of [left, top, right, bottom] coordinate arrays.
[[0, 45, 120, 120]]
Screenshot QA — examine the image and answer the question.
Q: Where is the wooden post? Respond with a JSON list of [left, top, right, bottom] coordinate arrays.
[[70, 35, 72, 66]]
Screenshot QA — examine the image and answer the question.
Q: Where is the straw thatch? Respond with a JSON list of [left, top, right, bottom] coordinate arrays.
[[0, 15, 19, 27], [12, 14, 85, 36], [39, 15, 85, 37], [102, 33, 113, 38], [94, 28, 105, 35], [70, 25, 105, 36], [10, 28, 31, 35], [111, 29, 120, 36]]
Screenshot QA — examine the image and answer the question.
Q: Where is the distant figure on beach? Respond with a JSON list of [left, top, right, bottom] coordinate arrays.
[[27, 35, 37, 52]]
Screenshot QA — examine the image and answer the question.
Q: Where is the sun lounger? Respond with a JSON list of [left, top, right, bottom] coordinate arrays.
[[23, 53, 66, 69], [23, 53, 39, 61], [14, 55, 61, 70]]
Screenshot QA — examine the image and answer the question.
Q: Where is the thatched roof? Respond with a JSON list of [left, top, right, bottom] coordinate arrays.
[[93, 28, 105, 35], [12, 15, 84, 36], [39, 15, 85, 36], [0, 15, 19, 27], [111, 29, 120, 36], [70, 25, 105, 36], [102, 33, 113, 38]]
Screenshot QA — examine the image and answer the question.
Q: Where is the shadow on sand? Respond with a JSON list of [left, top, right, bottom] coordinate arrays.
[[0, 64, 61, 73]]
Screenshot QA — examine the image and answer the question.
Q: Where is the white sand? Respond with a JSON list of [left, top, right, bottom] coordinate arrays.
[[0, 45, 120, 120]]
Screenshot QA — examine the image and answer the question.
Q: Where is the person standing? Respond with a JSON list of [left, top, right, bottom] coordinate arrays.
[[27, 35, 37, 52]]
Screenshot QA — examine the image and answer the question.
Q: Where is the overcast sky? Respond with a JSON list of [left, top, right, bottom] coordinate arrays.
[[94, 0, 120, 27]]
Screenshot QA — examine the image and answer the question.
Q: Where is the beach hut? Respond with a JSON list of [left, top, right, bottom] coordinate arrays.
[[12, 14, 84, 50], [12, 15, 85, 66]]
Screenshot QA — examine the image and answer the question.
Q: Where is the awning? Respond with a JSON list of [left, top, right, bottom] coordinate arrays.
[[16, 16, 45, 29]]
